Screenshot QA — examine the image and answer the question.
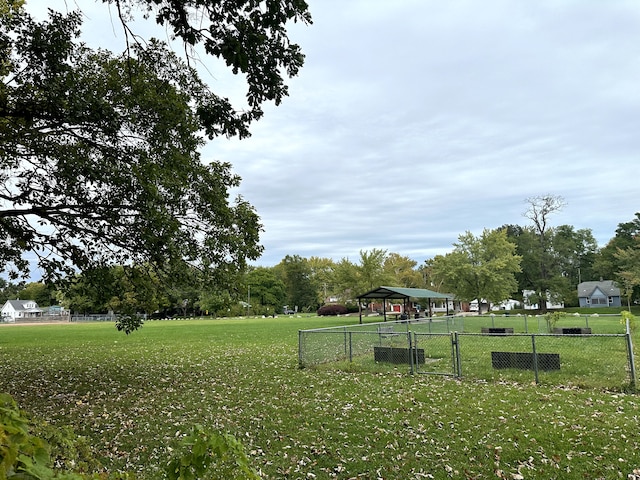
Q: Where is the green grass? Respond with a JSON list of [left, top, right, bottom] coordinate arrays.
[[1, 316, 640, 478]]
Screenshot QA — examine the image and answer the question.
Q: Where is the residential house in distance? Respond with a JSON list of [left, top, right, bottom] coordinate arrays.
[[577, 280, 621, 308], [522, 290, 565, 310], [1, 299, 44, 322], [495, 298, 522, 311]]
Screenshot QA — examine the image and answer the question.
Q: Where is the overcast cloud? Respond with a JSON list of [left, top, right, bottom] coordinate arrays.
[[40, 1, 640, 269]]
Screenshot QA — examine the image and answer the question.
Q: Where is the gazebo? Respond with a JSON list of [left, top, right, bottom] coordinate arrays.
[[356, 286, 454, 323]]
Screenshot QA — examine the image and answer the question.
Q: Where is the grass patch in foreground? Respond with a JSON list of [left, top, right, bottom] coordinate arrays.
[[0, 317, 639, 478]]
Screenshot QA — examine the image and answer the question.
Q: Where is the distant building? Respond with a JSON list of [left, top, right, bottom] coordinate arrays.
[[522, 290, 564, 310], [468, 299, 491, 314], [577, 280, 621, 308], [495, 299, 522, 310], [1, 299, 43, 322]]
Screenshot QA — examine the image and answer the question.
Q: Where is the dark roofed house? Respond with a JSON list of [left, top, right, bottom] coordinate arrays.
[[577, 280, 621, 308]]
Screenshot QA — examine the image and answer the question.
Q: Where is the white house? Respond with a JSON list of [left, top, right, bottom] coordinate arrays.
[[1, 299, 43, 322], [522, 290, 564, 310], [468, 299, 491, 313], [495, 299, 522, 310]]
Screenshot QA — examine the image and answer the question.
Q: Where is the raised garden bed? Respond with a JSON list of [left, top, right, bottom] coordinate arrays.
[[374, 346, 425, 365], [491, 351, 560, 371], [481, 327, 514, 335], [553, 327, 592, 335]]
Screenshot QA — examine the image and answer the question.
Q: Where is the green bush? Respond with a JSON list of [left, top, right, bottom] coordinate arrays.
[[0, 392, 85, 479], [166, 425, 260, 480], [1, 393, 259, 480], [620, 310, 637, 332]]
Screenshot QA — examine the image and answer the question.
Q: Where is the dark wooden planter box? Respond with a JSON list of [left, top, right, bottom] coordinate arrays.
[[481, 327, 514, 335], [491, 351, 560, 371], [553, 327, 592, 335], [374, 346, 425, 365]]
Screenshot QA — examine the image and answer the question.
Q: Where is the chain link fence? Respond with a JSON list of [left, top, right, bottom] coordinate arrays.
[[417, 332, 635, 390], [479, 312, 623, 334], [299, 315, 637, 390], [298, 317, 463, 368]]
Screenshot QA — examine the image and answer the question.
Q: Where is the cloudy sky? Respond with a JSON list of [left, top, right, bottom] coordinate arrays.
[[50, 1, 640, 267]]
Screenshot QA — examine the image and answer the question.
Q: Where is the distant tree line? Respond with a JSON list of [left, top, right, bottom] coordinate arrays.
[[2, 200, 639, 318]]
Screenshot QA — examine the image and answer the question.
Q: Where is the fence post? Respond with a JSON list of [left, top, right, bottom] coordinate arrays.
[[344, 327, 348, 356], [531, 334, 539, 384], [298, 330, 304, 368], [524, 314, 528, 333], [349, 332, 353, 363], [408, 332, 414, 375], [625, 320, 637, 390], [452, 331, 461, 377]]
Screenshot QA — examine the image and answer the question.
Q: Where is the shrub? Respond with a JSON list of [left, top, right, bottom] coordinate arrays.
[[317, 304, 348, 316], [545, 311, 563, 333], [345, 304, 360, 314], [0, 392, 86, 479], [166, 425, 260, 480], [620, 310, 637, 332], [1, 392, 259, 480]]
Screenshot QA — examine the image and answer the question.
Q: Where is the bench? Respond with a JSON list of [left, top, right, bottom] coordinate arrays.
[[491, 351, 560, 371], [374, 346, 425, 365], [553, 327, 592, 335], [481, 327, 514, 335]]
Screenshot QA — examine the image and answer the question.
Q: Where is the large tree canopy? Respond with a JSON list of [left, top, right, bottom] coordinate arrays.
[[0, 1, 311, 282], [429, 228, 522, 311]]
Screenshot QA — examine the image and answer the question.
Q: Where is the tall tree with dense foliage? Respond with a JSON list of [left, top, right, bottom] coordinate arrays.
[[307, 256, 336, 304], [245, 266, 286, 315], [0, 278, 20, 305], [0, 2, 310, 288], [549, 225, 598, 306], [16, 281, 55, 307], [274, 255, 317, 312], [331, 258, 360, 304], [358, 249, 393, 291], [594, 213, 640, 281], [383, 253, 422, 288], [521, 194, 566, 312], [59, 265, 169, 317], [503, 222, 598, 307], [430, 229, 521, 312], [614, 236, 640, 309]]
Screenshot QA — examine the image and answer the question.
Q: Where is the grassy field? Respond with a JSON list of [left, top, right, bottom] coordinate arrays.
[[1, 315, 640, 479]]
